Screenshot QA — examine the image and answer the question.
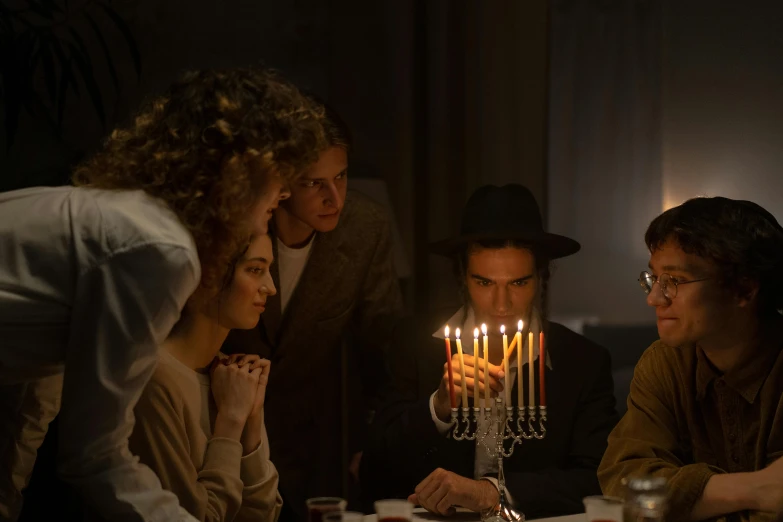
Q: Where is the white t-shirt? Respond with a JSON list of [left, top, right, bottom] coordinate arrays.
[[277, 235, 315, 313]]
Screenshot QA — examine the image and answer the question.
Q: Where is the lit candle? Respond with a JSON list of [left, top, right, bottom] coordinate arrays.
[[481, 323, 489, 408], [501, 325, 511, 406], [516, 320, 523, 407], [528, 330, 534, 407], [539, 330, 546, 407], [473, 328, 480, 405], [455, 328, 468, 407], [444, 326, 456, 408]]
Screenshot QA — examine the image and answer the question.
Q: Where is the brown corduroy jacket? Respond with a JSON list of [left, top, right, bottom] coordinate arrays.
[[598, 329, 783, 522]]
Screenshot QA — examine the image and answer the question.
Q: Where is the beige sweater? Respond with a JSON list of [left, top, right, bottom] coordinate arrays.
[[130, 350, 283, 522]]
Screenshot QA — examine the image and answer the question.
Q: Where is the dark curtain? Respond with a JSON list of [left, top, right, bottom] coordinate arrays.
[[547, 0, 663, 325], [409, 0, 550, 313]]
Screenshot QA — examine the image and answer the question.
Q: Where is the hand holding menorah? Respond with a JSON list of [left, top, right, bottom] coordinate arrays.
[[440, 320, 548, 522]]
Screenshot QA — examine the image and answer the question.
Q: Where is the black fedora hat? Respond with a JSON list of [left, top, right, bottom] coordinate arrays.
[[429, 184, 581, 259]]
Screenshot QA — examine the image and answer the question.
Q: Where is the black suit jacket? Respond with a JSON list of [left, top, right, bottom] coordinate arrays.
[[361, 314, 618, 519]]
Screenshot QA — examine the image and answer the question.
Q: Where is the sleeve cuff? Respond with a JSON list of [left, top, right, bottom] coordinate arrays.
[[204, 437, 243, 476], [480, 476, 515, 506], [668, 464, 721, 516], [481, 476, 500, 490], [429, 392, 455, 435], [240, 440, 273, 485]]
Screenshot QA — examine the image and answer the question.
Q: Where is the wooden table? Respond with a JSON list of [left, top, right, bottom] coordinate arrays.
[[363, 508, 586, 522]]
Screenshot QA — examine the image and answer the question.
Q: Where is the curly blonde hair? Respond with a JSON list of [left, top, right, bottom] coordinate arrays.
[[73, 67, 326, 294]]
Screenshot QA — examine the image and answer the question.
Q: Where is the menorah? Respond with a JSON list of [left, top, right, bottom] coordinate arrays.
[[449, 398, 547, 522], [442, 321, 548, 522]]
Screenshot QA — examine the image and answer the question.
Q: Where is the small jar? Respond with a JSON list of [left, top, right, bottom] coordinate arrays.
[[623, 476, 669, 522]]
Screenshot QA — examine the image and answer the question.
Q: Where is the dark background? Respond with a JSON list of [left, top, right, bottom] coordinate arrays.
[[3, 0, 783, 408]]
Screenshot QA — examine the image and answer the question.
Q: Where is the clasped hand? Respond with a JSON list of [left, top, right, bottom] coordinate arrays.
[[209, 353, 270, 452]]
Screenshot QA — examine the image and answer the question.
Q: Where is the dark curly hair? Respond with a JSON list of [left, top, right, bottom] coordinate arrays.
[[453, 239, 553, 323], [645, 196, 783, 318], [72, 67, 326, 296]]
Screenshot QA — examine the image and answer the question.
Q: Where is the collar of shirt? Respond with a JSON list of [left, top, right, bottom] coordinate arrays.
[[695, 327, 783, 403], [430, 305, 553, 370]]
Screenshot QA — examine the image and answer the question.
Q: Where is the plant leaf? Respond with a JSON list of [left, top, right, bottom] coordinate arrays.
[[23, 85, 60, 133], [28, 45, 43, 78], [3, 100, 21, 149], [48, 36, 80, 98], [83, 12, 118, 91], [38, 0, 65, 14], [39, 37, 58, 106], [56, 56, 72, 127], [67, 41, 106, 128], [99, 2, 141, 80], [27, 0, 56, 20], [0, 32, 41, 148], [0, 3, 14, 32], [67, 27, 91, 65], [0, 55, 23, 149], [64, 28, 90, 101], [11, 15, 35, 31], [17, 31, 38, 90]]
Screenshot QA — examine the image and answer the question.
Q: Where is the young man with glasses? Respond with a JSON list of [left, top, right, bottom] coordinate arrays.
[[599, 196, 783, 521]]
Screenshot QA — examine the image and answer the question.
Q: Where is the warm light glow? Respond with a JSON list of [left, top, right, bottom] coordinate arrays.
[[663, 191, 713, 213], [455, 328, 461, 339], [481, 323, 487, 336], [518, 320, 523, 331], [444, 326, 450, 338], [500, 325, 505, 334], [474, 327, 479, 338]]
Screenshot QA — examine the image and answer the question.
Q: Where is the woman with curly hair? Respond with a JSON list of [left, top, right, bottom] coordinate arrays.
[[0, 67, 325, 522]]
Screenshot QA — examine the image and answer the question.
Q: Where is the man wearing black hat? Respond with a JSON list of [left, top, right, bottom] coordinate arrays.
[[361, 184, 618, 518]]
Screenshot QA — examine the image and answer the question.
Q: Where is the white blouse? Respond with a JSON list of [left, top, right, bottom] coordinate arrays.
[[0, 186, 201, 521]]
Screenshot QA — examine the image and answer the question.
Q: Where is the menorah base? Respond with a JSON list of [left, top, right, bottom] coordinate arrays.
[[481, 500, 524, 522], [448, 397, 545, 522]]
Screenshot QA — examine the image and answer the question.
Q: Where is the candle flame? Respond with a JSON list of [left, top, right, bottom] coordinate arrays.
[[444, 325, 450, 337], [481, 323, 487, 335], [500, 325, 505, 334], [518, 319, 523, 331], [455, 328, 461, 339], [474, 327, 479, 338]]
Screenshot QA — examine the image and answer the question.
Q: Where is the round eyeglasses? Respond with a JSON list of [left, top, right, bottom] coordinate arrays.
[[638, 271, 711, 300]]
